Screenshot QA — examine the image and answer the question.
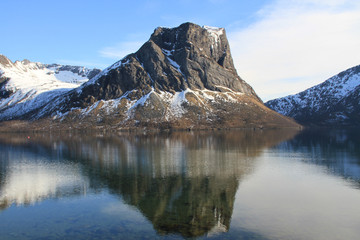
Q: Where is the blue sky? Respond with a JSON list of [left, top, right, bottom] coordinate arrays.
[[2, 0, 360, 100]]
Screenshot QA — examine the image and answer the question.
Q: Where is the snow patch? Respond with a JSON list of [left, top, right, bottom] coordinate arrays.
[[162, 49, 172, 56], [203, 25, 224, 45], [128, 90, 153, 111], [170, 89, 189, 117], [167, 57, 180, 70], [164, 55, 188, 82], [53, 70, 88, 84], [54, 87, 246, 122]]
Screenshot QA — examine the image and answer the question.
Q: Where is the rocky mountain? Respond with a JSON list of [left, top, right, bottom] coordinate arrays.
[[265, 65, 360, 126], [0, 23, 300, 131]]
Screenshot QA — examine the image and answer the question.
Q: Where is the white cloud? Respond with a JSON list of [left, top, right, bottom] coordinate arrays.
[[99, 41, 143, 60], [228, 0, 360, 101]]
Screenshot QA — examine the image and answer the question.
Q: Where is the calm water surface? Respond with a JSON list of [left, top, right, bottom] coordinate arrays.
[[0, 129, 359, 240]]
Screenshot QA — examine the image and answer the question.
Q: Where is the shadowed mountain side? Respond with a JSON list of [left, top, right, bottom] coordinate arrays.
[[0, 129, 299, 237], [266, 65, 360, 126]]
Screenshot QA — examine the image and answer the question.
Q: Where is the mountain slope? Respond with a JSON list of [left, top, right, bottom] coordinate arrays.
[[0, 23, 300, 130], [265, 65, 360, 126], [0, 55, 100, 120]]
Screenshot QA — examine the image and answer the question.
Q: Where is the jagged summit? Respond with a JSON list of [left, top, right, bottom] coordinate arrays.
[[0, 23, 300, 130], [149, 23, 254, 93], [79, 22, 259, 104]]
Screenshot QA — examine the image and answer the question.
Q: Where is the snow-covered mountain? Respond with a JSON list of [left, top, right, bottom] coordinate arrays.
[[265, 65, 360, 126], [0, 55, 100, 120], [0, 23, 300, 130]]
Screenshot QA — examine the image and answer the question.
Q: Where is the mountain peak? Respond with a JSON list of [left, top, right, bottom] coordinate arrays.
[[149, 22, 235, 72], [21, 59, 31, 65], [76, 22, 260, 107], [0, 55, 13, 67]]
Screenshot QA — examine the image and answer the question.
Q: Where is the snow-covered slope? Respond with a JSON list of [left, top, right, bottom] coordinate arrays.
[[265, 65, 360, 125], [0, 55, 100, 120]]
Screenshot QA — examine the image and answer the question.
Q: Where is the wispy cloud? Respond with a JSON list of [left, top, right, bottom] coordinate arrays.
[[228, 0, 360, 101], [99, 41, 144, 60]]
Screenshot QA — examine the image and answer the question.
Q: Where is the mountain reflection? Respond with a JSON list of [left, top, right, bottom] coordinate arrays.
[[0, 130, 298, 237], [0, 147, 89, 210], [276, 128, 360, 183]]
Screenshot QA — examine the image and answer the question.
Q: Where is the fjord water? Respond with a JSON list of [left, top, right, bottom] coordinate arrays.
[[0, 129, 359, 240]]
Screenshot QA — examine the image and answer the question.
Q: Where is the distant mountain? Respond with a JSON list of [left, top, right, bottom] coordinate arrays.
[[0, 23, 300, 131], [0, 55, 100, 120], [265, 65, 360, 126]]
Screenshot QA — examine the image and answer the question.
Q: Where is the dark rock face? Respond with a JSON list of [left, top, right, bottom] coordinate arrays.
[[72, 23, 260, 106], [147, 23, 256, 94], [0, 56, 12, 99], [0, 77, 12, 99], [266, 65, 360, 126]]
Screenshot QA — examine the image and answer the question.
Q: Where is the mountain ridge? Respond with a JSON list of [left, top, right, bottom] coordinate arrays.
[[0, 55, 101, 121], [265, 64, 360, 126], [0, 23, 300, 131]]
